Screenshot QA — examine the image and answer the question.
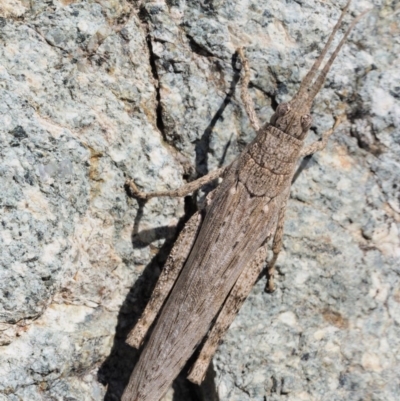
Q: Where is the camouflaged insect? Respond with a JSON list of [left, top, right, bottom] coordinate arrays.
[[122, 2, 369, 400]]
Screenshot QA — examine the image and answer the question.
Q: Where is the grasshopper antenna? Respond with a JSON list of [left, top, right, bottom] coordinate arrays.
[[296, 0, 352, 97], [305, 7, 370, 105]]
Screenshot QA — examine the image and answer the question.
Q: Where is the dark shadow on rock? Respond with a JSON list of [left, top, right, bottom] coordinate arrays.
[[194, 52, 241, 179], [127, 190, 189, 251], [291, 154, 315, 184], [97, 240, 172, 400], [171, 360, 219, 401]]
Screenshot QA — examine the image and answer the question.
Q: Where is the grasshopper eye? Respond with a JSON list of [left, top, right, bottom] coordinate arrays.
[[276, 103, 291, 116], [301, 114, 312, 131], [270, 103, 291, 126]]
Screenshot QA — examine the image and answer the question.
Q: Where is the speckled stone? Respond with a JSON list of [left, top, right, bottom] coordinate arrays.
[[0, 0, 398, 400]]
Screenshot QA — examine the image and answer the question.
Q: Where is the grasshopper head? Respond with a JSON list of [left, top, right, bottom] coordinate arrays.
[[269, 102, 312, 140]]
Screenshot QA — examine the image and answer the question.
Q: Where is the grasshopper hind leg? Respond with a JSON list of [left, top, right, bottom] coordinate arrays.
[[266, 190, 290, 293], [126, 211, 203, 348]]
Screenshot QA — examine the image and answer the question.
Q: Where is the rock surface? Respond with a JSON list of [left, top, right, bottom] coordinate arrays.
[[0, 0, 399, 400]]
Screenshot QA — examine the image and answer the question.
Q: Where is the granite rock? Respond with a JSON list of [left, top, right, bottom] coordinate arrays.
[[0, 0, 399, 400]]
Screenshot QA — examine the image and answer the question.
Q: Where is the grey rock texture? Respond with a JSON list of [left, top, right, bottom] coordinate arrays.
[[0, 0, 399, 400]]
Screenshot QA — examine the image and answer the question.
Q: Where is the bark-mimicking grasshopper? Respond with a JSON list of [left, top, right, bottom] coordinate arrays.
[[122, 2, 369, 400]]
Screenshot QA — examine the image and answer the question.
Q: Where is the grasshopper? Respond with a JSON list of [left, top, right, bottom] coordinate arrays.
[[122, 2, 368, 400]]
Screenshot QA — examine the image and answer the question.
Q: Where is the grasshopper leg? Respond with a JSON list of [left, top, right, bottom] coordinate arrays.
[[187, 244, 269, 385], [237, 47, 261, 132], [266, 191, 289, 293], [126, 211, 203, 348], [300, 115, 345, 157], [126, 166, 227, 200]]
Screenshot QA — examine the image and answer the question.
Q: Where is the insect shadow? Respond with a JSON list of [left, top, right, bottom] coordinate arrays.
[[194, 51, 241, 178], [97, 53, 241, 401]]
